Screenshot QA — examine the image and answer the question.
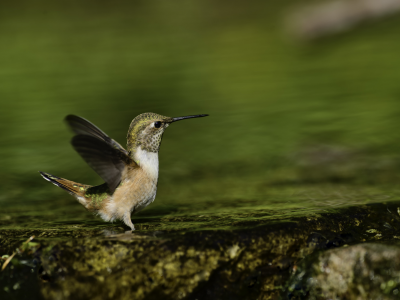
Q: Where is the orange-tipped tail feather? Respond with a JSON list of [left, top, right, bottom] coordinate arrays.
[[39, 171, 112, 213], [39, 171, 89, 197]]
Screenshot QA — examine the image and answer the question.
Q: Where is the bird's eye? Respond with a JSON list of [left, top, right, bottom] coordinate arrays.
[[154, 121, 161, 128]]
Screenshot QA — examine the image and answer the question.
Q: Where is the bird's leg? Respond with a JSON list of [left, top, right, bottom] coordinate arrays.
[[123, 212, 135, 231]]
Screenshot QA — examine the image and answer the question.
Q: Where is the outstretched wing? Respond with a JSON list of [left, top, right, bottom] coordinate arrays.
[[65, 115, 128, 155], [65, 115, 135, 193]]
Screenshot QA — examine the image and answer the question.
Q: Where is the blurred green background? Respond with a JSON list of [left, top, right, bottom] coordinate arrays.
[[2, 0, 400, 229]]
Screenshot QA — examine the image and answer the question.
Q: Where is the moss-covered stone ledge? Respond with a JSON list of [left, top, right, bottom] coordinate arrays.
[[2, 202, 400, 299], [286, 243, 400, 299]]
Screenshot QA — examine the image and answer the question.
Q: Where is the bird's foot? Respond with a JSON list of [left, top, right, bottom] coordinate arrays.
[[123, 213, 135, 232]]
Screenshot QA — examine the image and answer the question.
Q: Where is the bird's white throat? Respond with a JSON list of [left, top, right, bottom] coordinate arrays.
[[135, 147, 159, 179]]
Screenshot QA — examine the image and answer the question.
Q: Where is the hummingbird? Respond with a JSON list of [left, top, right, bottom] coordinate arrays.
[[39, 112, 208, 231]]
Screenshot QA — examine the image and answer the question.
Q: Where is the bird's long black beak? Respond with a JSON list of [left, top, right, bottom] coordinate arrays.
[[171, 114, 208, 122]]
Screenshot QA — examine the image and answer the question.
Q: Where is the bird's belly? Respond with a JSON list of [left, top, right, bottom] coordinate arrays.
[[107, 176, 158, 220], [134, 191, 157, 213]]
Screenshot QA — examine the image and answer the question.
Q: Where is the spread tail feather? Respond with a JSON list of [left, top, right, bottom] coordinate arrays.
[[39, 171, 88, 197]]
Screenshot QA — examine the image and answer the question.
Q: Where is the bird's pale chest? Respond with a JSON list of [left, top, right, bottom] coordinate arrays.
[[108, 148, 159, 216]]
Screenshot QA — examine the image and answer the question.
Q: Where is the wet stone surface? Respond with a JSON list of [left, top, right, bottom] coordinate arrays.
[[3, 201, 400, 299], [286, 243, 400, 300]]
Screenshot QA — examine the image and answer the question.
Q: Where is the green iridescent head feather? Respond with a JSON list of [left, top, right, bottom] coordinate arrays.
[[127, 112, 209, 155], [127, 112, 172, 154]]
